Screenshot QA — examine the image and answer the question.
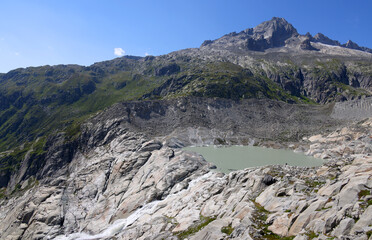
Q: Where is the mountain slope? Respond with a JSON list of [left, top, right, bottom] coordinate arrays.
[[0, 17, 372, 189]]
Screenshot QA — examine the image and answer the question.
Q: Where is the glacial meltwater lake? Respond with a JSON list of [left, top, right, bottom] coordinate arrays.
[[184, 145, 324, 173]]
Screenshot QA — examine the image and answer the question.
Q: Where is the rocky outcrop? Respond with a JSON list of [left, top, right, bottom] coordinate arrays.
[[155, 63, 181, 76], [300, 38, 319, 51]]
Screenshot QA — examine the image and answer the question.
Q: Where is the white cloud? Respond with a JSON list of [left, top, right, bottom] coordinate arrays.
[[114, 48, 125, 57], [145, 52, 150, 56]]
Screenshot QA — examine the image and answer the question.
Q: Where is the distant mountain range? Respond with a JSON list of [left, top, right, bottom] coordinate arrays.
[[201, 17, 372, 53]]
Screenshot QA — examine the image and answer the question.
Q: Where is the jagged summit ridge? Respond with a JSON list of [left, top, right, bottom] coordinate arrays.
[[246, 17, 299, 50], [312, 32, 341, 46], [201, 17, 372, 54], [251, 17, 298, 40]]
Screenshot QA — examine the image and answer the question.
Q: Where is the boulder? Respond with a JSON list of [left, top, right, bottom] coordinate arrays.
[[351, 205, 372, 234], [332, 218, 355, 237]]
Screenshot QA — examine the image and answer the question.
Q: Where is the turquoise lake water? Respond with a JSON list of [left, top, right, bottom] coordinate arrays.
[[184, 145, 324, 173]]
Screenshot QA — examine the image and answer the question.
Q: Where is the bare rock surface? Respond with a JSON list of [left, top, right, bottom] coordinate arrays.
[[0, 116, 371, 239]]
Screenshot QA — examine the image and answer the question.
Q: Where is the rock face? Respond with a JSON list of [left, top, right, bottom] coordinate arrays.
[[246, 17, 298, 51], [300, 38, 319, 51]]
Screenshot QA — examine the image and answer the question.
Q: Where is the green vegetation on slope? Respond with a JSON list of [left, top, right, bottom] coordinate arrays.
[[174, 215, 217, 239], [144, 61, 316, 104], [0, 58, 166, 150]]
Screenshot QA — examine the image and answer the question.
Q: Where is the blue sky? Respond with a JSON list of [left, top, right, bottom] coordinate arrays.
[[0, 0, 371, 73]]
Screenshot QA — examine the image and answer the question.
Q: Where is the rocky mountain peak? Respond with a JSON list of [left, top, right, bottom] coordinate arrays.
[[201, 17, 299, 51], [344, 40, 360, 49], [252, 17, 298, 39], [244, 17, 298, 51], [341, 40, 372, 53]]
